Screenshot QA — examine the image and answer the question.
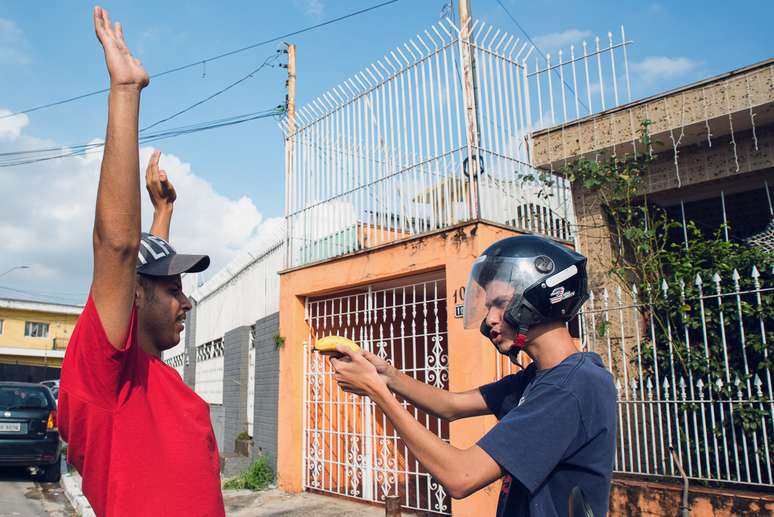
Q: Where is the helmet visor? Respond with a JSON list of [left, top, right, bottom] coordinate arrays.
[[462, 254, 546, 329]]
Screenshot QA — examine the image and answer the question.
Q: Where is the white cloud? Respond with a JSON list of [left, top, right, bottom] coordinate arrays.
[[533, 29, 593, 54], [0, 18, 29, 64], [0, 112, 276, 303], [0, 109, 29, 141], [631, 56, 701, 84], [292, 0, 324, 17]]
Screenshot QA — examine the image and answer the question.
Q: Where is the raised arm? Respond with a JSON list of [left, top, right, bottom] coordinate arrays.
[[339, 351, 491, 421], [91, 6, 149, 349], [332, 347, 503, 499], [145, 150, 176, 241]]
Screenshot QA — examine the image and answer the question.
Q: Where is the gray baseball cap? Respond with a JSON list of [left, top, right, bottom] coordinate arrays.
[[136, 232, 210, 277]]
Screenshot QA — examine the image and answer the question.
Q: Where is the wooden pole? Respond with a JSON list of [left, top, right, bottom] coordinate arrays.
[[458, 0, 481, 219], [285, 44, 297, 266]]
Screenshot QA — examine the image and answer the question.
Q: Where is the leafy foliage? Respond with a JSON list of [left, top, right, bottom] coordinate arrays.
[[548, 120, 774, 475], [223, 455, 275, 491]]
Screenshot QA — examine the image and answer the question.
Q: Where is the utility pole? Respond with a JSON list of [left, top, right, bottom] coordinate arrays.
[[458, 0, 481, 219], [284, 43, 297, 267]]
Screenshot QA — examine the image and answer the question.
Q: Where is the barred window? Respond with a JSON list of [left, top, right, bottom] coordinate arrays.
[[24, 321, 49, 338]]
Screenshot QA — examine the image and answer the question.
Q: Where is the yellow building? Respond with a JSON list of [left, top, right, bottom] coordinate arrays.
[[0, 297, 83, 381]]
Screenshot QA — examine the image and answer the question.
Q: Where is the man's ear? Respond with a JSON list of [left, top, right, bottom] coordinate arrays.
[[134, 284, 143, 307]]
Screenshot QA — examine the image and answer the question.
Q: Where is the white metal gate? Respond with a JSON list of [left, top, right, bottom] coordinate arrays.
[[194, 337, 224, 405], [303, 274, 451, 514]]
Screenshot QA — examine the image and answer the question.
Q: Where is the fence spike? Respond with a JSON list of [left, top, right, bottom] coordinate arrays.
[[615, 379, 622, 392], [753, 374, 763, 395], [695, 273, 703, 286], [712, 272, 722, 285], [646, 377, 653, 390], [602, 288, 610, 302], [661, 279, 669, 296], [632, 284, 639, 296], [697, 378, 704, 390], [679, 377, 687, 397], [663, 377, 670, 390], [751, 265, 760, 279], [732, 268, 741, 282], [715, 378, 724, 390]]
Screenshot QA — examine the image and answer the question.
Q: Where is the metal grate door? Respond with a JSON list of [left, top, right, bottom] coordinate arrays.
[[303, 274, 451, 514]]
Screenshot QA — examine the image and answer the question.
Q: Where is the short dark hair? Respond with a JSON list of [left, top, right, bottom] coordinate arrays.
[[136, 273, 157, 302]]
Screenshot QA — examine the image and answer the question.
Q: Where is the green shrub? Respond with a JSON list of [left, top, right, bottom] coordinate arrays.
[[236, 431, 251, 441], [223, 456, 274, 491]]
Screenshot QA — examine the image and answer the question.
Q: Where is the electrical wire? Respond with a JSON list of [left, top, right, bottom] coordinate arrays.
[[140, 52, 282, 132], [0, 285, 86, 304], [0, 108, 284, 168], [0, 0, 400, 121]]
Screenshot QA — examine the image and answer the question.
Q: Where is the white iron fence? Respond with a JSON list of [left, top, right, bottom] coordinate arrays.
[[303, 275, 450, 515], [580, 268, 774, 487], [164, 351, 186, 377], [195, 337, 225, 405], [279, 18, 628, 268], [524, 26, 633, 130]]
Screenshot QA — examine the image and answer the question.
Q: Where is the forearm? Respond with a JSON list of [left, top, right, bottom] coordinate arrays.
[[149, 206, 172, 241], [94, 87, 142, 249], [386, 368, 461, 420], [369, 383, 500, 498], [387, 364, 492, 422], [372, 385, 465, 482]]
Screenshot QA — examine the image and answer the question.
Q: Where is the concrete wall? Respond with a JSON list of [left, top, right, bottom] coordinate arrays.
[[252, 312, 280, 470], [183, 301, 197, 388], [209, 403, 225, 453], [222, 325, 251, 455], [609, 477, 774, 516]]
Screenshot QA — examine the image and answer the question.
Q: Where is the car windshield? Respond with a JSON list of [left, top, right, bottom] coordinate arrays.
[[0, 386, 50, 410]]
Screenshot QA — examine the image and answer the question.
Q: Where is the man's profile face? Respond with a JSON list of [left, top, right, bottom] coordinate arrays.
[[137, 274, 192, 351], [483, 280, 517, 354]]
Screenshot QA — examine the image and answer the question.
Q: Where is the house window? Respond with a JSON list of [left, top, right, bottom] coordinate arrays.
[[24, 321, 49, 338]]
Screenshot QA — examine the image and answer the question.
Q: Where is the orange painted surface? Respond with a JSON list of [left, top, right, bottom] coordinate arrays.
[[278, 222, 531, 515]]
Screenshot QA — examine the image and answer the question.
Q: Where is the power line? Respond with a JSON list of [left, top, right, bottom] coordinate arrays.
[[140, 52, 282, 132], [0, 108, 284, 168], [494, 0, 589, 113], [0, 285, 86, 304], [0, 0, 400, 121]]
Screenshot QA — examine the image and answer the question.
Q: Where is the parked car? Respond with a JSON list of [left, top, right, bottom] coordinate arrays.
[[39, 380, 59, 391], [0, 382, 62, 482]]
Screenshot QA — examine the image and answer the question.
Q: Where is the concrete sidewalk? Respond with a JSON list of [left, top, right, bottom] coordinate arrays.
[[61, 462, 383, 516], [223, 488, 384, 516]]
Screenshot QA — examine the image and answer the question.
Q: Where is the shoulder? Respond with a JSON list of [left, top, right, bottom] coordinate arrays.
[[539, 353, 614, 393], [536, 353, 616, 428]]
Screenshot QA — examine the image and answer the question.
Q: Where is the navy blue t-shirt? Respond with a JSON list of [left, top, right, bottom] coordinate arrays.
[[477, 352, 616, 517]]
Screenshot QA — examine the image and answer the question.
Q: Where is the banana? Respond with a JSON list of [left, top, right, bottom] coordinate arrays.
[[314, 335, 361, 353]]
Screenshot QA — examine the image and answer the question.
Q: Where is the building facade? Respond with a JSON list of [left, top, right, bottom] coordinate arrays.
[[0, 297, 83, 381]]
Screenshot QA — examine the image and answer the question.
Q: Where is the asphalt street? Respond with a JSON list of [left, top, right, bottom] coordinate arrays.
[[0, 468, 74, 517]]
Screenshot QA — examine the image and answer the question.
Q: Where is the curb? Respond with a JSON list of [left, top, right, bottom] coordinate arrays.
[[60, 459, 96, 517]]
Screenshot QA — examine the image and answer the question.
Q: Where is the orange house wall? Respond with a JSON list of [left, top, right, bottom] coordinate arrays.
[[278, 222, 532, 516]]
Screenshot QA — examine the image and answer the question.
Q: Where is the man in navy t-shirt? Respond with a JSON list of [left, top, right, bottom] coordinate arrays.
[[330, 236, 616, 516]]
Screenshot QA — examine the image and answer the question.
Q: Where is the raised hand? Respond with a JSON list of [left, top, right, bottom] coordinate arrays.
[[145, 150, 177, 211], [93, 6, 149, 90]]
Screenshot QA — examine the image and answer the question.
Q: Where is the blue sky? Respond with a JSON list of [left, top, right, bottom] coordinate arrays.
[[0, 0, 772, 304]]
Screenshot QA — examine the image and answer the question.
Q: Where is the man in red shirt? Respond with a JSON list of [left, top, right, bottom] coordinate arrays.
[[58, 7, 225, 516]]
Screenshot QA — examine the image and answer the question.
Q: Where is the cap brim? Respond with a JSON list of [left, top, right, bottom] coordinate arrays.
[[137, 253, 210, 277]]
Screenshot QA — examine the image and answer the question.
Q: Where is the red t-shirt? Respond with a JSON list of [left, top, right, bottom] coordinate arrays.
[[59, 294, 225, 517]]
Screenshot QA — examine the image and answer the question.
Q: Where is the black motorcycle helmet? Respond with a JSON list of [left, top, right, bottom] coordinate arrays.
[[463, 235, 588, 351]]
